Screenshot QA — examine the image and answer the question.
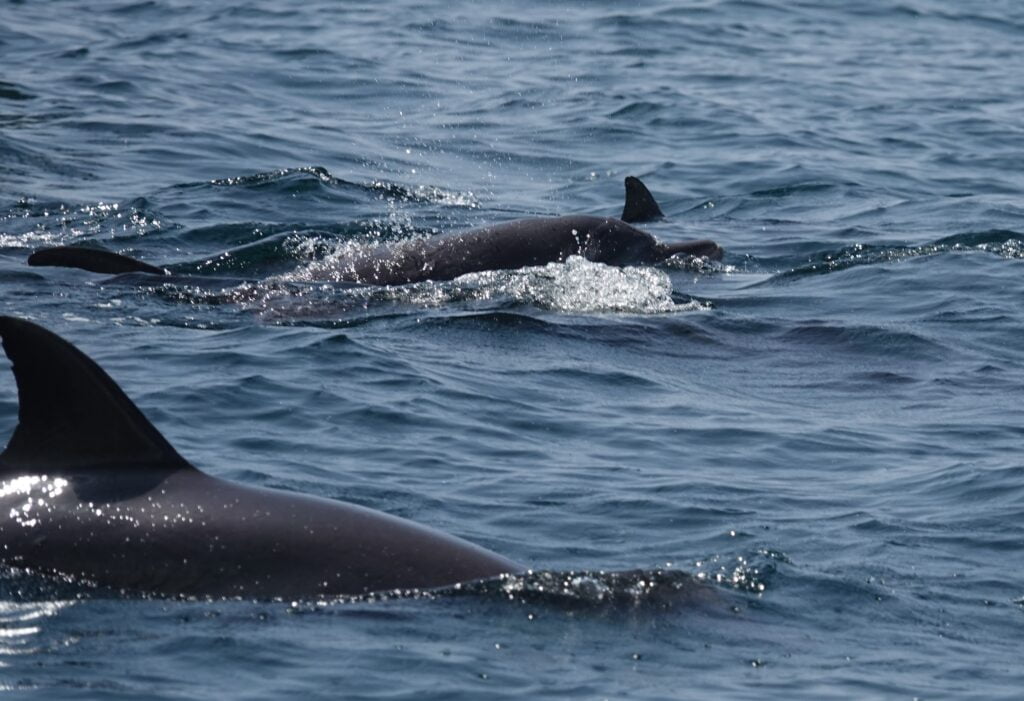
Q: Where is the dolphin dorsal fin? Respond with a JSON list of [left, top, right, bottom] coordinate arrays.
[[621, 176, 665, 223], [28, 246, 168, 276], [0, 316, 190, 474]]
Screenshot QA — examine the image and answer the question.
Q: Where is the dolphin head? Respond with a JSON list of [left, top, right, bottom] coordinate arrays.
[[586, 220, 665, 266], [586, 220, 724, 266]]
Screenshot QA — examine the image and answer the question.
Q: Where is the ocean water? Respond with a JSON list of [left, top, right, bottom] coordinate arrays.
[[2, 0, 1023, 697]]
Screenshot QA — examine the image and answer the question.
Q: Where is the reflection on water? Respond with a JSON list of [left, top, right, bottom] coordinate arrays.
[[0, 599, 76, 678]]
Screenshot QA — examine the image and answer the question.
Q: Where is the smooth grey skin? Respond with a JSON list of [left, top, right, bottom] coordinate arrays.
[[26, 176, 722, 286], [0, 316, 520, 598]]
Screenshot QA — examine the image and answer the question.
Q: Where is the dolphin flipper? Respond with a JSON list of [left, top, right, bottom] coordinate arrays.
[[28, 246, 168, 276], [621, 176, 665, 224], [0, 316, 190, 473]]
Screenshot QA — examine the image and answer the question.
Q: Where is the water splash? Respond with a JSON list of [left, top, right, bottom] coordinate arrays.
[[236, 256, 703, 319], [284, 568, 723, 613], [463, 256, 694, 314], [691, 548, 783, 594], [459, 568, 718, 609]]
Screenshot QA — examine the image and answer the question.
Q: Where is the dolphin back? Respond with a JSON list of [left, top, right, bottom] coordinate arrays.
[[0, 316, 520, 597], [0, 316, 190, 474]]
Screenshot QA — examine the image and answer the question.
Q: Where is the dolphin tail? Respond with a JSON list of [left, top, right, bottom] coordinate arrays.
[[621, 176, 665, 224], [0, 316, 190, 474], [28, 246, 168, 276], [660, 239, 724, 261]]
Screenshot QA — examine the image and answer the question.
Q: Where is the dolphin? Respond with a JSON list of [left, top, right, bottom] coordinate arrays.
[[0, 316, 520, 598], [27, 176, 722, 286]]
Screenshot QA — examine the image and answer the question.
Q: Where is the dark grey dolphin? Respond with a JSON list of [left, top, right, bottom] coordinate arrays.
[[27, 177, 722, 286], [0, 316, 520, 598]]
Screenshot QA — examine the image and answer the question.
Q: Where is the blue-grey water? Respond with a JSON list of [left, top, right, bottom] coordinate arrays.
[[2, 1, 1023, 698]]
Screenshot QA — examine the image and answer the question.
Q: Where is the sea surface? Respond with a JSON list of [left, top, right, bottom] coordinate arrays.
[[2, 1, 1023, 698]]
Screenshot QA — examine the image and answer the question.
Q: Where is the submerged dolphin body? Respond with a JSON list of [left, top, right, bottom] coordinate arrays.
[[27, 177, 722, 286], [0, 317, 520, 598]]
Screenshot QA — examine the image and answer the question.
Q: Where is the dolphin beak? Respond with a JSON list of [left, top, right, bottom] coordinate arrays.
[[662, 239, 724, 261]]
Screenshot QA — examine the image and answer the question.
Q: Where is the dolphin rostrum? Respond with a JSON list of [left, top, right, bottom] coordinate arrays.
[[0, 316, 520, 598], [27, 177, 722, 286]]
